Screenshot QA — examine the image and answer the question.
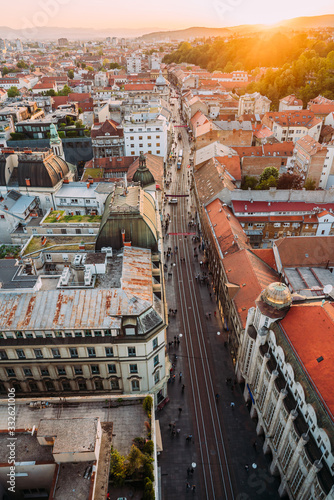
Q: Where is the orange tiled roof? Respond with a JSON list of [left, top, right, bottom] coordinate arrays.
[[214, 156, 241, 181], [205, 199, 250, 258], [223, 249, 278, 327], [280, 302, 334, 419], [251, 248, 277, 271]]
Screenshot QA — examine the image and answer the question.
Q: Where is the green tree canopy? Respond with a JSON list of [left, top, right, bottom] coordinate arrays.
[[7, 86, 20, 97], [67, 69, 74, 79]]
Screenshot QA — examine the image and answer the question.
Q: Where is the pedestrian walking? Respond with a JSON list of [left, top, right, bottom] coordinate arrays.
[[187, 467, 191, 476], [179, 371, 183, 381], [182, 384, 185, 393], [186, 482, 191, 490], [192, 485, 196, 492], [230, 402, 235, 409], [178, 407, 183, 415], [214, 310, 216, 317], [245, 464, 249, 472]]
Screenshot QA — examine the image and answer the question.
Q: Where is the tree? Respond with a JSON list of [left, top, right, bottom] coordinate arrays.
[[109, 62, 121, 69], [259, 167, 279, 185], [58, 85, 71, 96], [75, 120, 83, 128], [7, 86, 20, 97], [110, 447, 126, 486], [257, 175, 278, 190], [277, 173, 303, 190], [102, 58, 109, 66], [304, 177, 316, 190], [126, 445, 145, 476], [2, 66, 9, 76], [17, 60, 28, 69], [45, 89, 56, 96], [241, 175, 258, 190], [86, 66, 94, 71], [81, 62, 86, 69], [67, 69, 74, 79]]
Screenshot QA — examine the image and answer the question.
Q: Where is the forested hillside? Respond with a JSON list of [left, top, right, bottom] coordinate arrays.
[[163, 34, 334, 107]]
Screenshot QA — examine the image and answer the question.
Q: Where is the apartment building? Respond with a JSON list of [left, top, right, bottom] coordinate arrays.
[[279, 95, 303, 112], [126, 56, 142, 74], [262, 111, 322, 143], [237, 92, 271, 116], [91, 119, 125, 159], [288, 135, 328, 188], [237, 281, 334, 500], [0, 244, 168, 404], [123, 114, 168, 159]]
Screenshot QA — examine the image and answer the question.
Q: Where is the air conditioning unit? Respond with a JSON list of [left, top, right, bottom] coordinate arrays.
[[73, 254, 82, 266], [60, 267, 70, 286], [84, 269, 92, 286], [101, 247, 112, 257]]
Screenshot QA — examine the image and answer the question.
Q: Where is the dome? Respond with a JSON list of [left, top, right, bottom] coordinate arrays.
[[133, 153, 155, 187], [261, 282, 292, 310], [155, 70, 167, 86]]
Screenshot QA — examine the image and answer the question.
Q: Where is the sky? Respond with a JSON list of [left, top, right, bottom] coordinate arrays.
[[1, 0, 333, 31]]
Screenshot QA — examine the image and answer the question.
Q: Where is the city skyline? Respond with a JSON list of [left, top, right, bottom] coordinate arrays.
[[0, 0, 333, 32]]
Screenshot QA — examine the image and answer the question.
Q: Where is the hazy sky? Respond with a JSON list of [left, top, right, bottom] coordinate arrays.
[[2, 0, 333, 30]]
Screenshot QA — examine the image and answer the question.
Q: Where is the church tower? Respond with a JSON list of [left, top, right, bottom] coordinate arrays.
[[49, 123, 65, 160]]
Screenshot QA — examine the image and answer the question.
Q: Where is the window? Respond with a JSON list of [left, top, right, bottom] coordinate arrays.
[[75, 331, 82, 337], [154, 371, 160, 384], [156, 143, 160, 147], [62, 381, 71, 391], [6, 368, 15, 377], [111, 379, 119, 390], [34, 349, 43, 359], [154, 354, 159, 367], [139, 136, 143, 140], [91, 365, 100, 374], [94, 331, 102, 337], [45, 381, 54, 391], [128, 347, 136, 357], [130, 364, 138, 373], [41, 368, 49, 376], [87, 347, 96, 358], [105, 347, 114, 357], [0, 349, 8, 359], [47, 229, 53, 235], [130, 136, 134, 140], [153, 338, 158, 350], [24, 368, 32, 377], [84, 330, 92, 337], [156, 150, 160, 154], [74, 367, 83, 375], [131, 380, 140, 391], [108, 364, 116, 374], [51, 348, 61, 359], [57, 367, 66, 375], [29, 382, 38, 391], [45, 254, 52, 261], [69, 348, 78, 358]]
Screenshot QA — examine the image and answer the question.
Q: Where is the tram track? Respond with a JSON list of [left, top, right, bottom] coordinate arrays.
[[167, 122, 236, 499]]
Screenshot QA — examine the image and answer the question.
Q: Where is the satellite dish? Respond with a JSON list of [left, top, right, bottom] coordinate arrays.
[[323, 284, 333, 296]]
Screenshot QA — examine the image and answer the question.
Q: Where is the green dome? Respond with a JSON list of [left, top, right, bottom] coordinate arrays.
[[133, 152, 155, 187]]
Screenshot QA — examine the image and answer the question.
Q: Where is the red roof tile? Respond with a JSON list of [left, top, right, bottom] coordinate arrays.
[[280, 303, 334, 420], [223, 249, 278, 327]]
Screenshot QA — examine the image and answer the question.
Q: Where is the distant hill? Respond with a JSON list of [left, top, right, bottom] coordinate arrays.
[[0, 25, 163, 41], [140, 26, 232, 41], [275, 14, 334, 29], [140, 14, 334, 41]]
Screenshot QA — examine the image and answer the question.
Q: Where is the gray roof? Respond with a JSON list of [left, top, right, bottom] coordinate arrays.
[[213, 120, 253, 131]]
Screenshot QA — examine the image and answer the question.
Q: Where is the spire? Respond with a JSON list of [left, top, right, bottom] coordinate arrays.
[[49, 123, 65, 160]]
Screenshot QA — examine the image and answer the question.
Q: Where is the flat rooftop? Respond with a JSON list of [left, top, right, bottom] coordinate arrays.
[[38, 417, 99, 455], [22, 235, 96, 256], [0, 432, 54, 463], [42, 210, 101, 224]]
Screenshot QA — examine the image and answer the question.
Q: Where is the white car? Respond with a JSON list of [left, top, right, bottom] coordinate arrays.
[[169, 198, 178, 204]]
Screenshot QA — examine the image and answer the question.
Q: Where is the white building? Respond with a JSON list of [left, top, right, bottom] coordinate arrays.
[[279, 95, 303, 112], [55, 182, 114, 216], [238, 92, 271, 116], [237, 282, 334, 500], [126, 56, 142, 74], [123, 115, 168, 159]]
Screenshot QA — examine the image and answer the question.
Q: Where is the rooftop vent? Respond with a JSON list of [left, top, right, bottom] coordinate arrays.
[[317, 356, 324, 363]]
